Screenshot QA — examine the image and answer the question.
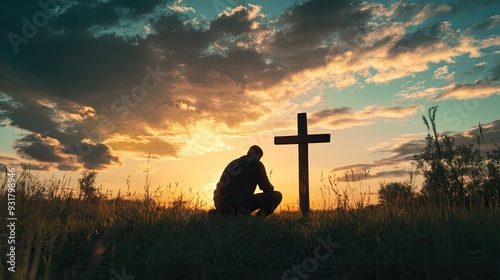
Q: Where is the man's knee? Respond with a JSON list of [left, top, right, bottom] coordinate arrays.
[[273, 191, 283, 204]]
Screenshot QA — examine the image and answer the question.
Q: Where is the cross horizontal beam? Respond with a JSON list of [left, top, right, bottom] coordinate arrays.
[[274, 134, 330, 145]]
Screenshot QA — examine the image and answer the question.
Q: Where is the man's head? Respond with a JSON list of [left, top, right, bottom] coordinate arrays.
[[247, 145, 263, 160]]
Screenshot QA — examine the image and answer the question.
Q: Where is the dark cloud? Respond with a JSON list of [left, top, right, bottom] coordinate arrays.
[[331, 118, 500, 180], [1, 0, 372, 123], [490, 60, 500, 81], [0, 97, 59, 135], [52, 3, 121, 32], [467, 15, 500, 31], [388, 22, 446, 56], [11, 132, 121, 171], [35, 0, 163, 34], [447, 119, 500, 149], [2, 33, 157, 101], [104, 0, 164, 17], [331, 152, 418, 175], [464, 61, 488, 76], [64, 140, 121, 170], [390, 0, 498, 25], [0, 0, 497, 171], [426, 60, 500, 101], [309, 105, 422, 129], [391, 2, 459, 22], [309, 107, 367, 129], [391, 1, 421, 17], [272, 0, 371, 55], [149, 14, 213, 53], [309, 107, 353, 123], [210, 7, 255, 36], [14, 134, 67, 163], [106, 137, 179, 159], [335, 169, 419, 183], [181, 48, 268, 85], [0, 0, 186, 170]]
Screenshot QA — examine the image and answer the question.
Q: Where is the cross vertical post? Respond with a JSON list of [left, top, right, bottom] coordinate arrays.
[[274, 112, 330, 216], [298, 113, 310, 215]]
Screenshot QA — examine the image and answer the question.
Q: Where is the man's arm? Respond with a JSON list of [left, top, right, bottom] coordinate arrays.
[[255, 161, 274, 193]]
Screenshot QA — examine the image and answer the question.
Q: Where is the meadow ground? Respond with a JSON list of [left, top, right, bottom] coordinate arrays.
[[1, 191, 500, 280]]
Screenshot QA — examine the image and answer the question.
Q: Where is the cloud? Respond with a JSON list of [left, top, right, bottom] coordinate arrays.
[[13, 133, 77, 171], [331, 154, 420, 182], [211, 4, 262, 35], [0, 154, 23, 168], [388, 22, 449, 57], [464, 61, 488, 76], [14, 134, 68, 163], [168, 0, 195, 13], [331, 151, 418, 174], [468, 15, 500, 31], [451, 119, 500, 149], [331, 118, 500, 181], [490, 59, 500, 81], [271, 0, 371, 55], [309, 105, 423, 129], [434, 65, 455, 81], [475, 62, 488, 69], [64, 139, 121, 170], [301, 94, 324, 108], [399, 81, 497, 102], [432, 80, 500, 100], [394, 2, 455, 26], [12, 133, 120, 170], [104, 136, 179, 159], [351, 19, 486, 84], [0, 0, 498, 171], [400, 60, 500, 100]]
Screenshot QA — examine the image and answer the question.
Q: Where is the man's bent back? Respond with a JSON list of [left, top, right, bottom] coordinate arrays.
[[213, 145, 282, 217]]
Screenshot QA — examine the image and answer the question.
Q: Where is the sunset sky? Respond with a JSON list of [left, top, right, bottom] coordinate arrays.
[[1, 0, 499, 210]]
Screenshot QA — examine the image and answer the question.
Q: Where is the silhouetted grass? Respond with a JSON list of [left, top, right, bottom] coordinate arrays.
[[1, 176, 500, 280]]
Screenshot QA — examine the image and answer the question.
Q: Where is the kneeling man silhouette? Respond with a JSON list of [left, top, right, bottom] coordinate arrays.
[[213, 145, 282, 217]]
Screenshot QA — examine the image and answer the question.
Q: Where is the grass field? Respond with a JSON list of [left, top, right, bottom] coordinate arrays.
[[1, 184, 500, 280]]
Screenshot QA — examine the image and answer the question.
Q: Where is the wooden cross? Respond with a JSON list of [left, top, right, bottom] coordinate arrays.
[[274, 113, 330, 216]]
